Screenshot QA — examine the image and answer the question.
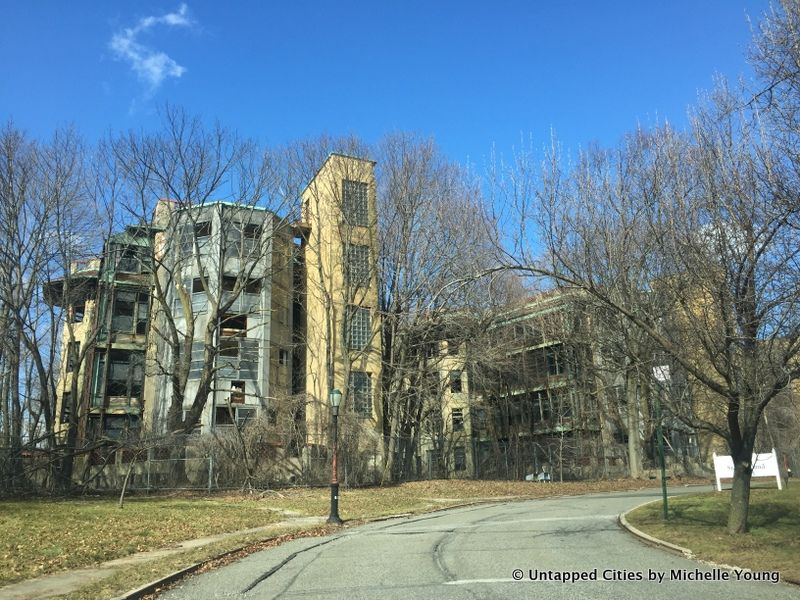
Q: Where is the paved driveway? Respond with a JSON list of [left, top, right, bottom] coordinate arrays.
[[159, 486, 798, 599]]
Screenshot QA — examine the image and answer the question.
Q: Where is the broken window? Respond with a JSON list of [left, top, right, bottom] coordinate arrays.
[[279, 349, 289, 366], [222, 275, 238, 292], [111, 291, 134, 332], [342, 180, 368, 226], [424, 341, 438, 358], [447, 339, 459, 355], [230, 380, 245, 404], [243, 223, 261, 239], [221, 314, 247, 337], [215, 405, 256, 429], [245, 278, 262, 294], [452, 408, 464, 432], [219, 338, 239, 357], [546, 345, 564, 375], [94, 349, 144, 406], [60, 392, 71, 424], [136, 294, 149, 334], [215, 406, 234, 425], [103, 415, 140, 441], [349, 371, 372, 417], [180, 222, 210, 256], [71, 302, 85, 323], [224, 221, 261, 257], [111, 290, 149, 335], [454, 446, 467, 471], [449, 370, 463, 393], [195, 221, 211, 239], [67, 341, 80, 373], [472, 407, 487, 431], [117, 246, 141, 273], [426, 410, 444, 436]]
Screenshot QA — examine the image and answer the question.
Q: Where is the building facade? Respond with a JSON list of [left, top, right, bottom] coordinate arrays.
[[49, 154, 382, 470]]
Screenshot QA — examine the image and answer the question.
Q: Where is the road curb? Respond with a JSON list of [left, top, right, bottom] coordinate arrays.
[[619, 499, 800, 588], [618, 499, 694, 557], [109, 526, 335, 600]]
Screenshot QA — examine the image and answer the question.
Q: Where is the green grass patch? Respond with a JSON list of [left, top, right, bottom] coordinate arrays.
[[627, 484, 800, 582], [0, 477, 698, 596]]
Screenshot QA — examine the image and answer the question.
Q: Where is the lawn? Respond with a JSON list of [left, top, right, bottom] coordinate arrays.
[[0, 477, 694, 597], [0, 497, 283, 583], [626, 484, 800, 583]]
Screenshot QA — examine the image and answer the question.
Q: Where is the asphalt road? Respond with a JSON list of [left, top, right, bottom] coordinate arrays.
[[159, 486, 799, 600]]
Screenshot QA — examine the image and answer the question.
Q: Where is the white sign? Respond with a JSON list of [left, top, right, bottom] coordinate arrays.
[[712, 448, 782, 491], [653, 365, 671, 383]]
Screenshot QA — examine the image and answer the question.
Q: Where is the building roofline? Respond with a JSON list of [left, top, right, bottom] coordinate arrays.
[[301, 152, 376, 197], [328, 152, 376, 166], [171, 200, 278, 215]]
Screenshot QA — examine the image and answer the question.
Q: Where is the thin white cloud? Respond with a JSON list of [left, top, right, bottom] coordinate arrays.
[[110, 4, 194, 93]]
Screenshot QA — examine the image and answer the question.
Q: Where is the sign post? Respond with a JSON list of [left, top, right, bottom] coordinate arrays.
[[653, 366, 671, 520]]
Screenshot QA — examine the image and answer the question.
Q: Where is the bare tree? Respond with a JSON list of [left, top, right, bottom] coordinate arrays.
[[375, 133, 510, 482], [497, 105, 799, 532], [0, 123, 98, 491], [103, 106, 289, 445]]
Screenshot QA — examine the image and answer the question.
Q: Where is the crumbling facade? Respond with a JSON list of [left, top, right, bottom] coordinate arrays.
[[49, 154, 382, 470]]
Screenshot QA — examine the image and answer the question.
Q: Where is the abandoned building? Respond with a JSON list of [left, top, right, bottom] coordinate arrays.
[[48, 154, 383, 473]]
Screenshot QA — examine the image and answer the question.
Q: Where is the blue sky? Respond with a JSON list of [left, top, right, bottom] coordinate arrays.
[[1, 1, 769, 167]]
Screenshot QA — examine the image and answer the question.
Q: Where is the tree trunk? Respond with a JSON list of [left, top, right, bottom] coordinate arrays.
[[626, 371, 642, 478], [727, 459, 753, 533]]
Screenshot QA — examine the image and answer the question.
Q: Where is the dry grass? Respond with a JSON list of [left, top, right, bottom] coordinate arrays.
[[626, 484, 800, 582], [0, 497, 283, 583], [1, 477, 692, 596]]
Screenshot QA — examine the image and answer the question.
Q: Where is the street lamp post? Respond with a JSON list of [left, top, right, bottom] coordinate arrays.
[[327, 388, 343, 525]]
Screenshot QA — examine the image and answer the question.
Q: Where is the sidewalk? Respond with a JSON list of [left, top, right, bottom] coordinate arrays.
[[0, 515, 326, 600]]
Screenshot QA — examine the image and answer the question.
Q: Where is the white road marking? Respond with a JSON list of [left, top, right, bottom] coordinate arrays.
[[475, 514, 618, 525], [444, 579, 515, 585]]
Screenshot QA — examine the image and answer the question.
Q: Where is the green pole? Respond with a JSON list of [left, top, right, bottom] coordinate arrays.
[[654, 388, 668, 520]]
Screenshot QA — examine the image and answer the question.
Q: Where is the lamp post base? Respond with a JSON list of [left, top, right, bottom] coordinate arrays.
[[327, 482, 343, 525]]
